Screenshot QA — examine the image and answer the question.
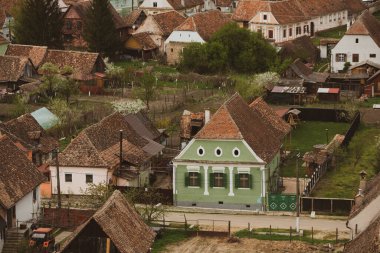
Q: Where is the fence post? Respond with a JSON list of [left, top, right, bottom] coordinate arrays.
[[336, 228, 338, 243], [311, 227, 314, 244], [228, 221, 231, 237], [355, 224, 358, 235], [248, 222, 250, 232], [290, 226, 292, 242], [213, 220, 214, 232], [270, 225, 272, 241]]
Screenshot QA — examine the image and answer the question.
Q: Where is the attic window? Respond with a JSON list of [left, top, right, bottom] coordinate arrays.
[[263, 14, 267, 20], [153, 2, 157, 7], [197, 146, 205, 156], [232, 148, 240, 157], [370, 54, 376, 58], [355, 38, 359, 43], [215, 147, 222, 157]]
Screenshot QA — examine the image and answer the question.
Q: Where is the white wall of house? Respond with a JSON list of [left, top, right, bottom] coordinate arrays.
[[139, 0, 173, 14], [331, 35, 380, 72], [15, 186, 40, 223], [312, 10, 348, 33], [347, 195, 380, 236], [165, 31, 205, 45], [50, 166, 108, 195]]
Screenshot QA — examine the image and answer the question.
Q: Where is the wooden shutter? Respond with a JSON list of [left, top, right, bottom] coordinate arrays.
[[185, 172, 189, 187], [235, 174, 240, 188], [223, 173, 228, 188], [209, 173, 214, 188], [249, 174, 253, 189], [197, 172, 202, 187]]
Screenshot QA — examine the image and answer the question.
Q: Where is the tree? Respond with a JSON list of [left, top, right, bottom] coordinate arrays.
[[13, 0, 63, 48], [83, 0, 121, 57], [135, 72, 157, 110], [81, 182, 114, 208], [11, 95, 30, 117], [39, 62, 60, 98], [111, 99, 146, 114], [234, 72, 279, 100]]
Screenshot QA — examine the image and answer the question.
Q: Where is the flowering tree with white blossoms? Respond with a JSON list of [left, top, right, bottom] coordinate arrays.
[[111, 99, 146, 114]]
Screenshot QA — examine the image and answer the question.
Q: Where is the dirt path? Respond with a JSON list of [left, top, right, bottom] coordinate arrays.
[[165, 236, 340, 253]]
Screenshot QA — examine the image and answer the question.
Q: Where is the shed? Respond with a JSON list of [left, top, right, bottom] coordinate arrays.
[[269, 86, 306, 105], [317, 87, 340, 102], [58, 190, 155, 253]]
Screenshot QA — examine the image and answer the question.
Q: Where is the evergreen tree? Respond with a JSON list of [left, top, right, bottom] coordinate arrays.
[[13, 0, 63, 48], [83, 0, 121, 57]]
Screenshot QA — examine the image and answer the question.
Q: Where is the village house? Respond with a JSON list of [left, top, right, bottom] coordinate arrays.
[[57, 190, 155, 253], [277, 36, 320, 64], [126, 10, 185, 57], [62, 0, 128, 49], [165, 10, 231, 65], [180, 110, 208, 148], [172, 93, 290, 210], [139, 0, 204, 15], [0, 134, 45, 239], [49, 112, 164, 195], [5, 44, 106, 86], [0, 113, 58, 166], [331, 11, 380, 73], [0, 55, 37, 93], [124, 9, 148, 34], [232, 0, 365, 44], [204, 0, 236, 13], [110, 0, 139, 15], [344, 171, 380, 253]]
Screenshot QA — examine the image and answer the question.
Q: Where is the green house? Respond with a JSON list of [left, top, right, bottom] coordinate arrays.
[[172, 94, 291, 210]]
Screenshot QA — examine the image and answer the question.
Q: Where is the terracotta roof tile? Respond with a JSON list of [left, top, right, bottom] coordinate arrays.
[[0, 135, 45, 209], [249, 97, 291, 140], [0, 113, 58, 154], [213, 0, 233, 8], [289, 59, 329, 83], [40, 50, 103, 81], [130, 32, 158, 50], [5, 44, 48, 68], [152, 11, 186, 36], [278, 36, 319, 64], [0, 56, 30, 82], [166, 0, 204, 10], [124, 9, 146, 27], [58, 190, 155, 253], [175, 10, 231, 41], [346, 10, 380, 47], [196, 93, 282, 163]]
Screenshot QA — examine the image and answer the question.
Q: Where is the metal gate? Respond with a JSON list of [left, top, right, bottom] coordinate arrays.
[[268, 194, 297, 211]]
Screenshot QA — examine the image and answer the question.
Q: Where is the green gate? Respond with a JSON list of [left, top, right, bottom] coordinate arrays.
[[268, 194, 297, 211]]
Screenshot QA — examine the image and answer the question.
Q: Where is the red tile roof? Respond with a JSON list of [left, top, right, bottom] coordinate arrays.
[[166, 0, 204, 10], [5, 44, 48, 68], [0, 135, 45, 209], [152, 11, 186, 36], [129, 32, 158, 50], [346, 10, 380, 47], [175, 10, 231, 41], [195, 93, 282, 163], [0, 56, 30, 82]]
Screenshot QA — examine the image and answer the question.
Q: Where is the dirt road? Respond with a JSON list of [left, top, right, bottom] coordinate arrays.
[[165, 212, 350, 233], [164, 236, 341, 253]]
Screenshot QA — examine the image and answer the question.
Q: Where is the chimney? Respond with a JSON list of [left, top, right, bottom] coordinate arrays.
[[359, 170, 367, 191], [354, 188, 364, 206], [181, 0, 185, 7], [205, 109, 210, 124]]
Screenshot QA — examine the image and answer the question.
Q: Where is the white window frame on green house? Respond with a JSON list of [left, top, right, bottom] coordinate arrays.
[[185, 165, 201, 188]]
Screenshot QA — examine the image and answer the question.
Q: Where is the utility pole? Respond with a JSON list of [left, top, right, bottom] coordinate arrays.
[[296, 150, 300, 233], [55, 148, 62, 209]]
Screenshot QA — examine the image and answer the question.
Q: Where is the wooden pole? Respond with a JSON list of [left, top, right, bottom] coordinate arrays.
[[55, 148, 62, 209]]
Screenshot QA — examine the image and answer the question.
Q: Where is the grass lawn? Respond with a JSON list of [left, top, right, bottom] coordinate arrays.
[[280, 121, 350, 177], [151, 229, 191, 253], [361, 97, 380, 108], [315, 25, 346, 39], [373, 11, 380, 21], [312, 125, 380, 198]]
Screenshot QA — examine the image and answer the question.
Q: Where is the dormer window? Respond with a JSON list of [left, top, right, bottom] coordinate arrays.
[[153, 2, 157, 7], [263, 14, 267, 21]]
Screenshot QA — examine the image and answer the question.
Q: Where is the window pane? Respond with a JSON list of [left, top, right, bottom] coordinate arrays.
[[86, 174, 93, 183], [189, 172, 199, 187], [214, 173, 224, 187], [239, 174, 249, 188], [65, 174, 72, 182]]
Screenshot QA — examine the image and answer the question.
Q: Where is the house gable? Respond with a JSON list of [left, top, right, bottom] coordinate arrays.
[[250, 12, 279, 25], [175, 139, 262, 164], [140, 0, 173, 10], [135, 15, 164, 36]]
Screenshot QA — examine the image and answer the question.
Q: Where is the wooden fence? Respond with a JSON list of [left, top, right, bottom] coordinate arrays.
[[342, 112, 360, 147], [301, 197, 354, 215]]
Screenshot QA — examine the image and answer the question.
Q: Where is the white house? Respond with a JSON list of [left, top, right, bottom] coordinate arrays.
[[232, 0, 365, 43], [50, 112, 164, 195], [331, 11, 380, 73], [165, 10, 231, 65], [0, 133, 45, 251]]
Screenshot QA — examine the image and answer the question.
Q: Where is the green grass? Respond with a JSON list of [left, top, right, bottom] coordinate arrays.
[[313, 59, 329, 72], [315, 25, 346, 39], [0, 43, 8, 56], [114, 60, 178, 74], [281, 121, 350, 177], [373, 11, 380, 21], [360, 97, 380, 108], [234, 229, 348, 244], [151, 229, 191, 253], [312, 125, 380, 198]]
